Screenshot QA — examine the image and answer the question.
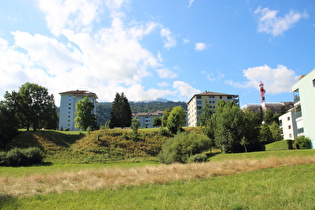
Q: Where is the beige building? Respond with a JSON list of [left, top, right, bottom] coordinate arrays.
[[59, 90, 98, 131], [187, 91, 239, 127]]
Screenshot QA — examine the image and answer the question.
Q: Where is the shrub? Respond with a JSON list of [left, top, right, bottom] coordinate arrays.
[[187, 153, 208, 163], [265, 140, 294, 151], [159, 132, 211, 164], [158, 127, 170, 136], [22, 147, 44, 165], [0, 147, 44, 166], [295, 136, 312, 149]]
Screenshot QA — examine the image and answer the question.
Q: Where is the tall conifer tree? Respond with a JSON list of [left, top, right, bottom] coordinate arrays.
[[109, 92, 132, 128]]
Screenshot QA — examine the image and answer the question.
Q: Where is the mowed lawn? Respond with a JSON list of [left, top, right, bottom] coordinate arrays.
[[1, 150, 315, 209]]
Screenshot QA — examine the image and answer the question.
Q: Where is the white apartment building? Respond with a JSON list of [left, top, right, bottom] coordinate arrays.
[[133, 111, 164, 128], [187, 91, 239, 127], [59, 90, 98, 131], [291, 69, 315, 148], [279, 109, 297, 140]]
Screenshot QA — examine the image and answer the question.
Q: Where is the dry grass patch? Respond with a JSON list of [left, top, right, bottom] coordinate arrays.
[[1, 155, 315, 197]]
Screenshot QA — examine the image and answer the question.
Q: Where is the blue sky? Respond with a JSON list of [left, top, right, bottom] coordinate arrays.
[[0, 0, 314, 106]]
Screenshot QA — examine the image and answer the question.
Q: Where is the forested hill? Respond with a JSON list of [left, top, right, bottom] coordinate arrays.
[[96, 101, 187, 127]]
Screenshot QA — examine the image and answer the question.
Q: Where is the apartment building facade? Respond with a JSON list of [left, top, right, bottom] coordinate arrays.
[[133, 111, 164, 128], [58, 90, 98, 131], [187, 91, 239, 127], [291, 69, 315, 148], [279, 109, 297, 140]]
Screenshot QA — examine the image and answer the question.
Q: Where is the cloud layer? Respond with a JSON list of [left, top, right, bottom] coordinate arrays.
[[0, 0, 198, 105], [254, 6, 308, 36]]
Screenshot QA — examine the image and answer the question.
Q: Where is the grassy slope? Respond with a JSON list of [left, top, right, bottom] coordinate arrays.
[[1, 163, 315, 209], [5, 129, 170, 163]]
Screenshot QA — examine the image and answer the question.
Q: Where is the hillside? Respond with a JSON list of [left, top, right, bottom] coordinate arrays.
[[6, 129, 171, 163]]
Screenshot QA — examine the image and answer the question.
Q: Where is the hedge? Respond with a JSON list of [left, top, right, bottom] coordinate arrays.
[[265, 140, 294, 151]]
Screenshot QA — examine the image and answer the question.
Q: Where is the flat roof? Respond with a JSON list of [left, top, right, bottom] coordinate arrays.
[[59, 90, 98, 99], [187, 91, 239, 104]]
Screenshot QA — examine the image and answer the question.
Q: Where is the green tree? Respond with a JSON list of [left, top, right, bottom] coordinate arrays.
[[200, 101, 216, 153], [4, 83, 57, 131], [269, 121, 282, 141], [243, 108, 262, 145], [131, 117, 140, 140], [0, 101, 18, 148], [166, 106, 186, 134], [152, 116, 161, 127], [74, 96, 97, 131], [109, 93, 132, 128], [161, 108, 170, 127], [211, 101, 245, 153], [259, 123, 273, 143]]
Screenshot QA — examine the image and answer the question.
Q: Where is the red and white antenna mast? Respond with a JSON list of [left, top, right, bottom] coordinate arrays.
[[259, 81, 266, 112]]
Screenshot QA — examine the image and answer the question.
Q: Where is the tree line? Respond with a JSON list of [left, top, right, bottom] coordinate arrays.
[[0, 83, 58, 147], [200, 100, 282, 153]]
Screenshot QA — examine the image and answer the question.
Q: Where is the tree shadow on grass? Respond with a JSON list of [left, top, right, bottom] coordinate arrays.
[[0, 195, 18, 209], [206, 152, 221, 159]]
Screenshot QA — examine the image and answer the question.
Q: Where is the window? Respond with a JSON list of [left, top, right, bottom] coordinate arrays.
[[313, 79, 315, 87], [220, 96, 222, 99], [288, 125, 291, 129], [227, 96, 232, 99], [293, 89, 300, 103], [287, 117, 290, 121], [279, 120, 282, 126], [197, 101, 202, 105], [196, 96, 201, 99]]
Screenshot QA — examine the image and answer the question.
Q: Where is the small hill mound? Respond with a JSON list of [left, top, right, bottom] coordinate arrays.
[[6, 129, 170, 163], [6, 131, 84, 155]]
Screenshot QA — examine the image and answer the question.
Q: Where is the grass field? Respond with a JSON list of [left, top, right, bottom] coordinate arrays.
[[1, 150, 315, 209]]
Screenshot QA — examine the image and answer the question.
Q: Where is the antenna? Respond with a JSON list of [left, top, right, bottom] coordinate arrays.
[[259, 81, 266, 103], [259, 81, 266, 113]]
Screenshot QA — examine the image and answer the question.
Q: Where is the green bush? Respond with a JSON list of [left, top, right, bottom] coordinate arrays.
[[158, 127, 170, 136], [187, 153, 208, 163], [295, 136, 312, 149], [0, 147, 44, 166], [265, 140, 294, 151], [159, 132, 211, 164]]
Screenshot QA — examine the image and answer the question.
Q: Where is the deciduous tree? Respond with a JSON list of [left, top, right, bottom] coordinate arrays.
[[74, 96, 97, 131], [4, 83, 57, 131], [166, 106, 186, 134]]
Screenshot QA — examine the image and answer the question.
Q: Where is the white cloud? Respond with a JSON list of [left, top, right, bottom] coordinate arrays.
[[225, 65, 299, 94], [183, 38, 190, 44], [254, 6, 308, 36], [202, 71, 224, 81], [157, 68, 177, 79], [158, 82, 169, 87], [1, 0, 187, 105], [37, 0, 102, 36], [173, 81, 200, 100], [160, 28, 177, 49], [188, 0, 195, 8], [195, 42, 206, 51]]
